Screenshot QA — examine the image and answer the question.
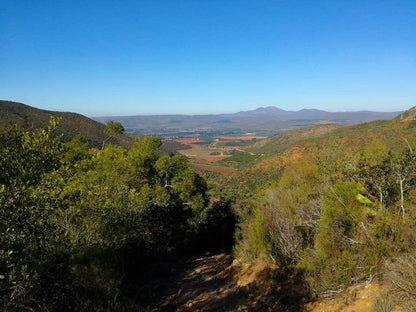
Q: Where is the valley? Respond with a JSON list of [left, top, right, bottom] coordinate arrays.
[[3, 1, 414, 310], [94, 106, 402, 137], [170, 135, 263, 175], [1, 100, 416, 311]]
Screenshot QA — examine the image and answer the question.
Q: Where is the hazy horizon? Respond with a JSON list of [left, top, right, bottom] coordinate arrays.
[[90, 105, 405, 118], [1, 1, 415, 116], [1, 100, 406, 118]]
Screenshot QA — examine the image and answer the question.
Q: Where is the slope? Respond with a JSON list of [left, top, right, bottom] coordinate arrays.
[[0, 100, 131, 148], [255, 120, 412, 176], [395, 105, 416, 122], [247, 124, 341, 155], [216, 116, 416, 203]]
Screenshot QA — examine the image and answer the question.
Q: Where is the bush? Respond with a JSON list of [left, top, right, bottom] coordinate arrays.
[[235, 160, 322, 266], [384, 254, 416, 308], [0, 121, 214, 309]]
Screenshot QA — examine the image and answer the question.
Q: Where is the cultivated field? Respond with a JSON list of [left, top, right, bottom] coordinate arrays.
[[173, 135, 264, 174]]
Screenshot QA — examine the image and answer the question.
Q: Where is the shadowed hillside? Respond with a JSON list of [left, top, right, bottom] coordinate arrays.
[[0, 100, 131, 148]]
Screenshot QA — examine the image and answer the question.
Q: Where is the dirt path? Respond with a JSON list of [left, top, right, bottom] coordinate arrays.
[[144, 253, 306, 312], [142, 252, 382, 312]]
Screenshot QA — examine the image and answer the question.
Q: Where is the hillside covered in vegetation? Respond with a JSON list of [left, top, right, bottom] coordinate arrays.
[[223, 108, 416, 309], [0, 117, 236, 310], [0, 100, 131, 148], [1, 105, 416, 311]]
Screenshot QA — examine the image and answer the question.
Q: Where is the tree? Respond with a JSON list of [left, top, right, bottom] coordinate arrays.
[[0, 118, 70, 309], [390, 150, 416, 216], [102, 120, 125, 149], [353, 151, 395, 211], [155, 154, 188, 187]]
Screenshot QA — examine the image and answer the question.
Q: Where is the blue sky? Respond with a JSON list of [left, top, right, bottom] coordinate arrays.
[[1, 0, 415, 116]]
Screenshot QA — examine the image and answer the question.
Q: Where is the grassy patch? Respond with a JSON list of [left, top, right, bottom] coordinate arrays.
[[216, 140, 256, 147], [220, 151, 257, 163]]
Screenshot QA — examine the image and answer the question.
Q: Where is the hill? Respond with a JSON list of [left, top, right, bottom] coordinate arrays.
[[0, 100, 131, 148], [395, 105, 416, 122], [251, 105, 416, 172], [213, 113, 416, 203], [221, 107, 416, 311], [246, 124, 341, 155]]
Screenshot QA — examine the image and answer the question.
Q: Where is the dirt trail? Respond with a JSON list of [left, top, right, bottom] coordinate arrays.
[[144, 252, 381, 312], [146, 253, 287, 312]]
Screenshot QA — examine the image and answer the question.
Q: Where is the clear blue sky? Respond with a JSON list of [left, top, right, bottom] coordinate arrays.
[[1, 0, 415, 116]]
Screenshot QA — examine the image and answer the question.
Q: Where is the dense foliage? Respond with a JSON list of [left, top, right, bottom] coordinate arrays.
[[235, 121, 416, 308], [0, 119, 235, 310], [2, 109, 416, 310]]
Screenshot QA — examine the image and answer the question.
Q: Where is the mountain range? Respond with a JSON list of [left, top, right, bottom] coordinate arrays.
[[0, 100, 405, 139], [95, 106, 403, 136]]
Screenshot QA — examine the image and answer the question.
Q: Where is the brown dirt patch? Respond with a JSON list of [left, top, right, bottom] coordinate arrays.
[[174, 139, 237, 175], [313, 120, 338, 125], [219, 136, 266, 141], [141, 252, 387, 312], [147, 253, 285, 312], [175, 139, 203, 144], [306, 283, 383, 312], [178, 144, 204, 152], [193, 163, 236, 175]]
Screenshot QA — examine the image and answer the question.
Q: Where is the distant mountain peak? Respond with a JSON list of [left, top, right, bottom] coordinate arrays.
[[254, 106, 285, 112], [297, 108, 327, 113], [237, 106, 287, 116]]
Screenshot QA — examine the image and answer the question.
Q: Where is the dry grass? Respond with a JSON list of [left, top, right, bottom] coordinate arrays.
[[384, 254, 416, 309]]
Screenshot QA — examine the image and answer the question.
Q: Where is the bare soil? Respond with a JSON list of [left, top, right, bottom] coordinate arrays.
[[142, 252, 384, 312], [144, 253, 305, 312]]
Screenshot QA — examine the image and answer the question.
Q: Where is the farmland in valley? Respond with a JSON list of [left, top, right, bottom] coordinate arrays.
[[171, 135, 266, 174]]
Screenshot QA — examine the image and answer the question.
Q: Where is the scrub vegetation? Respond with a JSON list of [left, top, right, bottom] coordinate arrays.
[[1, 101, 416, 310], [0, 117, 236, 311]]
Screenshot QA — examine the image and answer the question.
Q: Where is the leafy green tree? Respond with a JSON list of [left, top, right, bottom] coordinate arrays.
[[0, 117, 238, 309], [127, 137, 161, 188], [0, 118, 70, 309], [102, 120, 125, 149], [63, 134, 93, 165], [353, 147, 416, 216], [171, 168, 208, 215], [155, 154, 188, 187], [353, 151, 395, 211]]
